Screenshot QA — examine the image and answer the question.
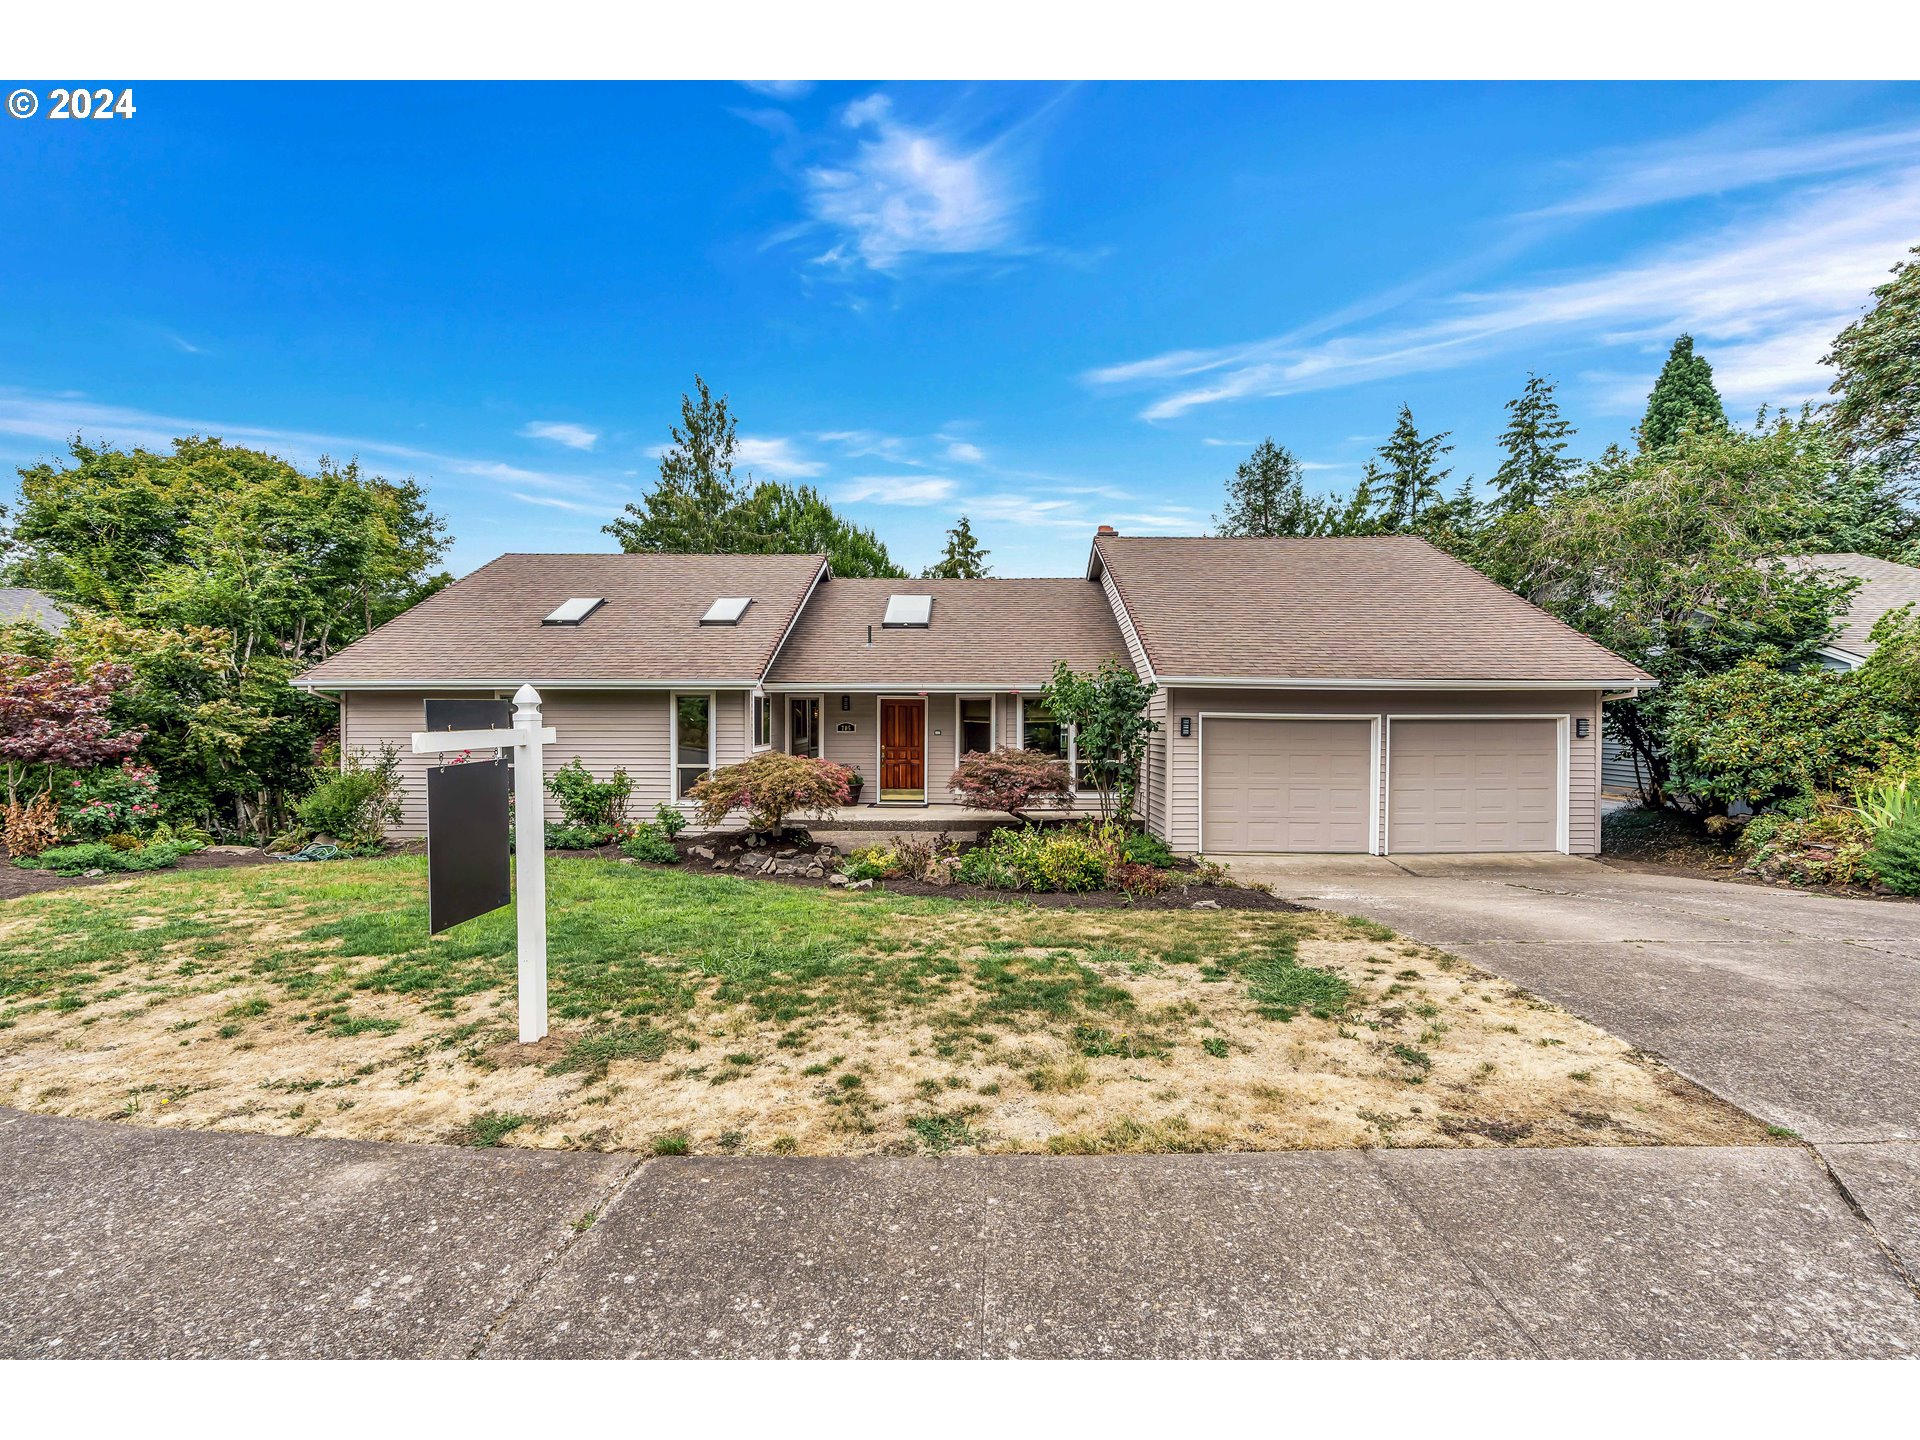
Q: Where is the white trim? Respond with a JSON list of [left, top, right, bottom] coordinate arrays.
[[875, 694, 929, 804], [956, 693, 996, 760], [759, 557, 833, 684], [668, 690, 717, 799], [1382, 713, 1570, 857], [1096, 567, 1158, 683], [1018, 694, 1079, 792], [1815, 644, 1868, 671], [1195, 712, 1383, 856], [297, 677, 760, 693], [749, 691, 774, 751], [1156, 676, 1653, 691]]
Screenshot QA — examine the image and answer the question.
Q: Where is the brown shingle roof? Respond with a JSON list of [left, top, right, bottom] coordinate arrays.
[[1092, 534, 1652, 685], [297, 552, 827, 687], [765, 577, 1130, 687], [1781, 552, 1920, 661]]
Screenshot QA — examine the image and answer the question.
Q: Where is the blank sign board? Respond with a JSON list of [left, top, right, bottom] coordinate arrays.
[[427, 757, 511, 934]]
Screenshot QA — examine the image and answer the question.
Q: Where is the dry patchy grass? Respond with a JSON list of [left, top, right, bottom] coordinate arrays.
[[0, 856, 1771, 1156]]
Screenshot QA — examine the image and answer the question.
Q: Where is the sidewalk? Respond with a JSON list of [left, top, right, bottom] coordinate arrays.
[[4, 1109, 1916, 1358]]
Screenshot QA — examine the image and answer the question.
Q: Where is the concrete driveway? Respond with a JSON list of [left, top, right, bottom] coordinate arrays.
[[1228, 853, 1920, 1284]]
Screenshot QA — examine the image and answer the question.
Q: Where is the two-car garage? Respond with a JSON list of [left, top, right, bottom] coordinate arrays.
[[1199, 714, 1565, 855]]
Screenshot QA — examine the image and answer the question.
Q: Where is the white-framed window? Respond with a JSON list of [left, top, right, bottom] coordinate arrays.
[[957, 695, 995, 757], [751, 693, 772, 750], [672, 692, 715, 798]]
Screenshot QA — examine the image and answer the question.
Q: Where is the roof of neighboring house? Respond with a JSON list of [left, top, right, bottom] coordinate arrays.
[[1782, 552, 1920, 662], [0, 587, 69, 633], [765, 577, 1131, 687], [1088, 534, 1654, 686], [296, 552, 829, 688]]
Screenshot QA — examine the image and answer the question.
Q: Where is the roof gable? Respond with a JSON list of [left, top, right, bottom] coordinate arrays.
[[1783, 552, 1920, 660]]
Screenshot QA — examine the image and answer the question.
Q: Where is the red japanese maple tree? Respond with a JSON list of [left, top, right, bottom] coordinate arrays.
[[0, 654, 146, 806]]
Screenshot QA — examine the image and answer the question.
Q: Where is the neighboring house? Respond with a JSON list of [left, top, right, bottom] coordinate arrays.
[[1601, 551, 1920, 797], [295, 530, 1652, 856], [0, 587, 70, 634]]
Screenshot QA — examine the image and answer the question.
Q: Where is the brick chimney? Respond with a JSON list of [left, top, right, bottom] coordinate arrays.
[[1096, 524, 1118, 537]]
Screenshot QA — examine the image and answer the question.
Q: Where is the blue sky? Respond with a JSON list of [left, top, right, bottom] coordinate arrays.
[[3, 80, 1918, 577]]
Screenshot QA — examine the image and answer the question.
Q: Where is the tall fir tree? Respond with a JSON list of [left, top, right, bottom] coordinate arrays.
[[1215, 438, 1322, 536], [1490, 372, 1577, 515], [1825, 243, 1920, 493], [1373, 404, 1453, 530], [923, 515, 991, 578], [605, 376, 906, 576], [1640, 335, 1727, 452]]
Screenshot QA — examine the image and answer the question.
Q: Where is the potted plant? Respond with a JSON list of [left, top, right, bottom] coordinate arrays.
[[848, 769, 865, 805]]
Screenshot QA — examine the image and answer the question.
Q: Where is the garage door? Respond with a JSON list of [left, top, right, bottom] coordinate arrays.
[[1388, 719, 1558, 853], [1201, 718, 1374, 853]]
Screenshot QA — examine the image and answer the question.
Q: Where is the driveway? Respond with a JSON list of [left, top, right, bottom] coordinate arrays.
[[1228, 853, 1920, 1284]]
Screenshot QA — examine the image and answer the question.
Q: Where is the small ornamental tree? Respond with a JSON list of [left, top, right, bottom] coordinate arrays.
[[0, 654, 146, 808], [949, 746, 1073, 822], [1039, 659, 1160, 822], [686, 752, 853, 834]]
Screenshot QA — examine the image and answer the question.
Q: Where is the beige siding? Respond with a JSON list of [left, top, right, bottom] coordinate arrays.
[[341, 688, 751, 839], [1166, 688, 1603, 856]]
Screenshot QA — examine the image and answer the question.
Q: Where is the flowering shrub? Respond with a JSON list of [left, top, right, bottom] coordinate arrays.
[[60, 761, 162, 840], [954, 825, 1113, 892], [948, 746, 1072, 821], [687, 753, 853, 833]]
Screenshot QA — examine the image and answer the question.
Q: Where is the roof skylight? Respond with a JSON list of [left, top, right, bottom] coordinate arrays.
[[542, 597, 605, 626], [700, 597, 753, 626], [882, 594, 932, 628]]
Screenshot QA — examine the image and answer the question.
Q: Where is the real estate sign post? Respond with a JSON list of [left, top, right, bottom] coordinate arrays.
[[411, 684, 556, 1043]]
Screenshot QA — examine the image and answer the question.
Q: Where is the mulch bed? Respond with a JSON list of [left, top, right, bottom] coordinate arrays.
[[0, 846, 276, 902], [1599, 807, 1914, 903], [610, 827, 1302, 913]]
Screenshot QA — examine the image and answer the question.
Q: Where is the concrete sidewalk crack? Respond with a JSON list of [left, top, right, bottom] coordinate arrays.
[[1807, 1144, 1920, 1299], [1365, 1154, 1549, 1359], [465, 1154, 653, 1358]]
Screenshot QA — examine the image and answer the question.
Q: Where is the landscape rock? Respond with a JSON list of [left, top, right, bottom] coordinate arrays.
[[804, 865, 826, 879], [848, 878, 874, 891], [827, 873, 849, 887], [1191, 899, 1221, 909], [83, 868, 106, 878], [689, 845, 714, 861]]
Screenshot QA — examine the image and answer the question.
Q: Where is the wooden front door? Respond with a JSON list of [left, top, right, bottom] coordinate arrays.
[[879, 698, 925, 799]]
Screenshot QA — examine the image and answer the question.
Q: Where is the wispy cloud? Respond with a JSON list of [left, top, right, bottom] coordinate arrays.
[[734, 435, 825, 479], [1532, 121, 1920, 219], [837, 475, 956, 505], [1088, 165, 1920, 419], [802, 93, 1025, 272], [507, 491, 606, 515], [167, 334, 203, 355], [519, 420, 598, 451], [740, 80, 814, 101], [942, 438, 986, 464]]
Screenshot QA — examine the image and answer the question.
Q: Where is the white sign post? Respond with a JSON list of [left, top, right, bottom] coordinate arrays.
[[411, 683, 557, 1043]]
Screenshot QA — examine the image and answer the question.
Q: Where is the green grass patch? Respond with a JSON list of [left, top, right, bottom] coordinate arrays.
[[454, 1111, 531, 1147]]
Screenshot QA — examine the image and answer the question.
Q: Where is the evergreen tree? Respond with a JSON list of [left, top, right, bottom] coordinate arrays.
[[1640, 335, 1727, 452], [606, 377, 906, 577], [923, 515, 991, 579], [1215, 438, 1322, 536], [1372, 405, 1453, 530], [1490, 373, 1577, 515], [1826, 243, 1920, 494]]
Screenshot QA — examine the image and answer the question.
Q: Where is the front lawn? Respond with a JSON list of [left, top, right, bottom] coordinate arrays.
[[0, 857, 1768, 1155]]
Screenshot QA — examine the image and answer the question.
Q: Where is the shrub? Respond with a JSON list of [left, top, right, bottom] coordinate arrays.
[[686, 752, 853, 833], [1120, 829, 1175, 868], [620, 823, 680, 864], [1112, 860, 1174, 897], [949, 747, 1073, 821], [60, 761, 162, 840], [1737, 794, 1874, 888], [546, 758, 632, 831], [839, 844, 899, 881], [2, 791, 60, 857], [17, 840, 187, 875], [890, 832, 958, 884], [296, 744, 404, 848], [954, 824, 1113, 892], [1039, 659, 1160, 821], [1857, 777, 1920, 895], [545, 823, 614, 850], [651, 801, 688, 839]]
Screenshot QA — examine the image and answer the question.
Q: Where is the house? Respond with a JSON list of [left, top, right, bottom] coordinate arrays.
[[0, 587, 70, 633], [294, 530, 1653, 856], [1601, 551, 1920, 797]]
